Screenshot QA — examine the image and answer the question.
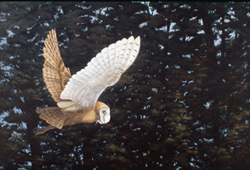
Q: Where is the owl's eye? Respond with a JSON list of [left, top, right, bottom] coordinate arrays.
[[103, 110, 106, 115]]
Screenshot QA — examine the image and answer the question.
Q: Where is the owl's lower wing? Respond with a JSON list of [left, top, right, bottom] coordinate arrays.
[[36, 107, 65, 129], [43, 29, 72, 102], [59, 36, 141, 109]]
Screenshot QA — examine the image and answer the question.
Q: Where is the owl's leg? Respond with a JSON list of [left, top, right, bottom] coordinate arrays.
[[33, 125, 56, 135]]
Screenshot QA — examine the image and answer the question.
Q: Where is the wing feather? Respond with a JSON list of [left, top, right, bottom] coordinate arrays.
[[42, 29, 72, 102], [36, 107, 65, 129], [60, 36, 141, 109]]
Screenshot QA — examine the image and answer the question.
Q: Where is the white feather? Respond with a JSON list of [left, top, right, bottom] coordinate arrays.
[[60, 36, 141, 109], [57, 101, 79, 108]]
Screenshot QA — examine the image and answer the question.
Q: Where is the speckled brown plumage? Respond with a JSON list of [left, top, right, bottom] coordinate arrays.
[[36, 107, 65, 129], [42, 29, 71, 102]]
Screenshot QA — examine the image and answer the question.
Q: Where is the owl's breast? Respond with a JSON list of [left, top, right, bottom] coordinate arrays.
[[63, 109, 97, 126]]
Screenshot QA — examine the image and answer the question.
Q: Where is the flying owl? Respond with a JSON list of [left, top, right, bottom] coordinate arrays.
[[34, 29, 140, 135]]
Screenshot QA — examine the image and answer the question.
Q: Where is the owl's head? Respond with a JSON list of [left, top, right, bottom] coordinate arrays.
[[97, 107, 110, 124]]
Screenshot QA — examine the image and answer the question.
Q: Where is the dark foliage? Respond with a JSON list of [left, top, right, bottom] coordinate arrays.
[[0, 2, 250, 170]]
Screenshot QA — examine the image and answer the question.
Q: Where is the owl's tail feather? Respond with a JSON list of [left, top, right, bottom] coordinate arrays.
[[36, 107, 66, 130], [33, 125, 56, 135]]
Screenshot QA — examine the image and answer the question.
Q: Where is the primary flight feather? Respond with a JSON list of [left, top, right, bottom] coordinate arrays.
[[34, 29, 140, 135]]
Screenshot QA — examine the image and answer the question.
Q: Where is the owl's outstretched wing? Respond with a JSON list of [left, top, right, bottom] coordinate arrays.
[[43, 29, 72, 102], [59, 36, 141, 110]]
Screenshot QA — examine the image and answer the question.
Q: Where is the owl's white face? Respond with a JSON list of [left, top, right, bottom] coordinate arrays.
[[97, 107, 110, 124]]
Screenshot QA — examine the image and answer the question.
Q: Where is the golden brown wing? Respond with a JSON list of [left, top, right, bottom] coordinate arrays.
[[43, 29, 71, 102], [36, 107, 65, 129]]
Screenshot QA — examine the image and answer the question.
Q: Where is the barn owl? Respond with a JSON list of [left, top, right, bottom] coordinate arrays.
[[34, 29, 140, 135]]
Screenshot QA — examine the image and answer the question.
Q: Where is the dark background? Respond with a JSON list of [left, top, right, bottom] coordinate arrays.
[[0, 2, 250, 170]]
